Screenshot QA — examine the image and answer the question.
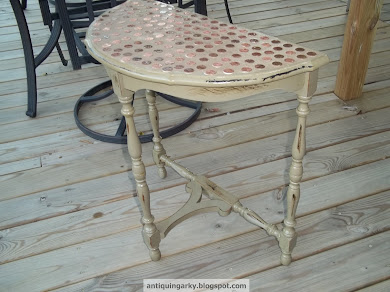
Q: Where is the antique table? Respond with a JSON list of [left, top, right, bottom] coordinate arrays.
[[85, 0, 329, 265]]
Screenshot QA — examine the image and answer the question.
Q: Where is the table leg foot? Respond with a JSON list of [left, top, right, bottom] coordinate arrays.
[[280, 253, 292, 266], [158, 168, 167, 179], [150, 248, 161, 261], [143, 216, 162, 261], [279, 227, 297, 266]]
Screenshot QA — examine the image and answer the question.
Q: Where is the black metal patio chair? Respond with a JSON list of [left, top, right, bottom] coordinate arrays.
[[10, 0, 235, 143], [10, 0, 68, 117], [10, 0, 202, 144]]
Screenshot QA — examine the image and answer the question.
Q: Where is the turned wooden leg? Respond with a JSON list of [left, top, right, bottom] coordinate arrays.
[[119, 93, 161, 261], [279, 94, 311, 266], [145, 90, 167, 179]]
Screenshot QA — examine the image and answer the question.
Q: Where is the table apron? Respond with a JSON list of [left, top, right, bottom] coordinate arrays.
[[106, 68, 317, 102]]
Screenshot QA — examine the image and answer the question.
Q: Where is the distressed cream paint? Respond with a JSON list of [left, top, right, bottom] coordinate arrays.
[[85, 0, 329, 265]]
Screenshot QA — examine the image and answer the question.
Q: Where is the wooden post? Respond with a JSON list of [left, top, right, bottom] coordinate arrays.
[[334, 0, 383, 101]]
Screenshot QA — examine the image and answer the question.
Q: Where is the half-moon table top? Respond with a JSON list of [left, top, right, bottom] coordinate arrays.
[[85, 0, 329, 87]]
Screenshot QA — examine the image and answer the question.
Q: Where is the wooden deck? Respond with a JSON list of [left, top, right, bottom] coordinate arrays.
[[1, 0, 390, 291]]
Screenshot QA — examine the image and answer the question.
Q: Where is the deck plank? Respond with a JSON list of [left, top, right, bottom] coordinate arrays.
[[2, 92, 390, 201], [1, 103, 389, 230], [1, 0, 390, 291], [228, 6, 347, 26], [52, 190, 390, 291], [357, 279, 390, 292], [0, 159, 389, 291], [0, 157, 41, 176], [212, 0, 345, 21], [248, 232, 390, 291], [3, 75, 388, 166], [1, 130, 389, 263]]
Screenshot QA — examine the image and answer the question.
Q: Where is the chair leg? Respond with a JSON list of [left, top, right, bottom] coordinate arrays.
[[38, 0, 68, 67], [279, 94, 311, 266], [25, 59, 38, 118], [224, 0, 233, 24], [85, 0, 95, 23], [56, 0, 82, 70], [10, 0, 37, 117], [194, 0, 207, 15], [346, 0, 351, 12], [145, 90, 167, 179]]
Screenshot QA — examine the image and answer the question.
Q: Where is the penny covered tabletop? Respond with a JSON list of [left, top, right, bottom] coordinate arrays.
[[85, 0, 329, 86]]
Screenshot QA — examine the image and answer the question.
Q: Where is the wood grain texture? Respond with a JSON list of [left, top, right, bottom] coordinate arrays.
[[0, 157, 41, 176], [335, 0, 384, 100], [0, 158, 389, 291], [1, 103, 389, 232], [356, 279, 390, 292], [3, 91, 389, 201], [51, 190, 390, 291], [1, 0, 390, 290], [1, 98, 389, 233], [212, 0, 346, 22], [248, 231, 390, 291], [1, 128, 389, 263]]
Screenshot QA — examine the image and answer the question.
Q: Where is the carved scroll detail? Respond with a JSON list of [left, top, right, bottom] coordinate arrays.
[[159, 156, 281, 240], [156, 181, 231, 238]]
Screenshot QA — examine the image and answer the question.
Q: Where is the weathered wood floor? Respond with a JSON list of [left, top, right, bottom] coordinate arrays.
[[1, 0, 390, 291]]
